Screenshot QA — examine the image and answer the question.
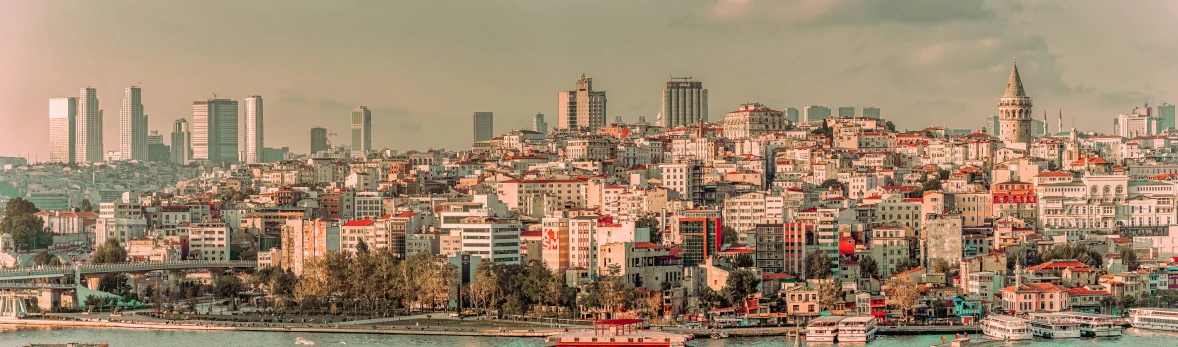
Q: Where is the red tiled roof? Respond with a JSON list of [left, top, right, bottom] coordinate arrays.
[[1067, 287, 1110, 296], [342, 218, 374, 227]]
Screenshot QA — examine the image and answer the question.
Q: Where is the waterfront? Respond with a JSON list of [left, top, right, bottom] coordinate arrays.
[[3, 327, 1178, 347]]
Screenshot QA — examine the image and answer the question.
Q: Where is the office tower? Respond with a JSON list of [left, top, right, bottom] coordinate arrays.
[[838, 106, 855, 118], [473, 112, 494, 142], [118, 86, 147, 161], [660, 78, 708, 128], [310, 127, 329, 154], [533, 113, 547, 133], [192, 98, 239, 164], [1159, 103, 1176, 132], [171, 118, 190, 164], [351, 106, 371, 158], [785, 108, 800, 122], [998, 60, 1033, 143], [803, 105, 830, 123], [48, 97, 77, 164], [147, 131, 170, 162], [243, 95, 264, 163], [863, 107, 880, 119], [76, 87, 103, 163], [557, 73, 607, 130]]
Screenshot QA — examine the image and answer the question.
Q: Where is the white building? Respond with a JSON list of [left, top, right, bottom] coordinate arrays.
[[171, 118, 190, 164], [557, 73, 607, 130], [456, 217, 522, 264], [76, 86, 103, 163], [192, 98, 239, 164], [187, 223, 230, 261], [243, 95, 264, 163], [95, 202, 146, 246], [48, 97, 77, 164], [721, 103, 787, 139], [119, 86, 147, 161], [351, 106, 372, 157]]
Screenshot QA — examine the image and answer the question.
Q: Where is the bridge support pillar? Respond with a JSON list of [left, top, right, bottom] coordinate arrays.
[[37, 289, 62, 311], [86, 277, 100, 291], [0, 295, 29, 318]]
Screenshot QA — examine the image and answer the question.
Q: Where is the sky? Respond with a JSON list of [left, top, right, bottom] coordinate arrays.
[[2, 0, 1177, 160]]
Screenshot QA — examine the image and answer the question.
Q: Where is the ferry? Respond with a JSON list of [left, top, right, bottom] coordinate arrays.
[[1027, 313, 1081, 339], [837, 316, 879, 342], [805, 316, 846, 343], [1054, 312, 1122, 337], [545, 319, 692, 347], [980, 315, 1032, 341], [1129, 308, 1178, 332]]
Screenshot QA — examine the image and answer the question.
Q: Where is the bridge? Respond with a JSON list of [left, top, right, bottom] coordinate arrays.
[[0, 260, 257, 282]]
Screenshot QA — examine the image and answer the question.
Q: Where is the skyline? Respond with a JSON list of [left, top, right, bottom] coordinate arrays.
[[3, 0, 1178, 159]]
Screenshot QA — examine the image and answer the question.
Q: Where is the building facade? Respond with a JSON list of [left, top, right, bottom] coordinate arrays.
[[243, 95, 264, 163], [310, 126, 329, 155], [721, 103, 786, 139], [473, 111, 494, 142], [192, 98, 239, 164], [557, 73, 607, 130], [660, 78, 708, 128], [170, 118, 190, 164], [998, 61, 1033, 143], [351, 106, 371, 157], [119, 86, 147, 161], [48, 97, 77, 164], [76, 87, 103, 163]]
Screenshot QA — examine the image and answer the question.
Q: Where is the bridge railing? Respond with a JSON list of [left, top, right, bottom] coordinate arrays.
[[0, 260, 257, 278]]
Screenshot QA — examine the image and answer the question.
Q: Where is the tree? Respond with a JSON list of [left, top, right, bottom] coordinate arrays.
[[921, 179, 942, 192], [733, 254, 755, 268], [215, 274, 245, 299], [883, 277, 921, 319], [33, 249, 59, 266], [811, 119, 832, 138], [859, 255, 880, 279], [804, 250, 832, 280], [98, 273, 130, 296], [92, 239, 128, 264], [0, 198, 52, 252], [937, 169, 951, 180], [1120, 246, 1139, 271], [721, 226, 740, 245], [819, 179, 844, 191], [356, 238, 370, 254], [80, 199, 93, 213], [1040, 243, 1102, 269], [932, 258, 959, 277], [885, 121, 896, 132], [722, 270, 761, 306], [893, 257, 917, 274], [636, 216, 663, 245], [84, 295, 102, 312], [818, 280, 843, 311], [696, 286, 730, 312]]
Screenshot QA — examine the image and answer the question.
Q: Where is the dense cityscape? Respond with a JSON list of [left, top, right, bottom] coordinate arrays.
[[3, 2, 1178, 347]]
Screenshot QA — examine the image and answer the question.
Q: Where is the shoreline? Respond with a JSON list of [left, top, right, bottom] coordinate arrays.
[[0, 318, 982, 338]]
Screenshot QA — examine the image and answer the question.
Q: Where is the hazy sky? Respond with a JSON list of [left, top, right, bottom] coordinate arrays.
[[2, 0, 1177, 159]]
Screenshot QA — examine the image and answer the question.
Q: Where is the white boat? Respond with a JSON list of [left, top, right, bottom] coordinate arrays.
[[1028, 313, 1081, 339], [981, 315, 1033, 341], [805, 316, 846, 343], [837, 316, 878, 343], [1130, 308, 1178, 332], [1054, 312, 1123, 337]]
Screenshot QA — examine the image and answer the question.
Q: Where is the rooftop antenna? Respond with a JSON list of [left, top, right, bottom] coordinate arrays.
[[212, 92, 217, 99]]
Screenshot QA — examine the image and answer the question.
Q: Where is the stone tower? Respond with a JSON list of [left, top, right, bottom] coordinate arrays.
[[998, 59, 1033, 143]]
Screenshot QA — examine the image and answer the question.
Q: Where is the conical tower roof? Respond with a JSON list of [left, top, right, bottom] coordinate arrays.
[[1004, 60, 1027, 98]]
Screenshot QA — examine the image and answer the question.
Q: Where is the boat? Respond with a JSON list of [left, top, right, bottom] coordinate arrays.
[[709, 331, 729, 339], [837, 316, 879, 342], [1054, 312, 1122, 337], [805, 316, 846, 343], [545, 319, 692, 347], [980, 315, 1032, 341], [1130, 308, 1178, 332], [1027, 313, 1081, 339]]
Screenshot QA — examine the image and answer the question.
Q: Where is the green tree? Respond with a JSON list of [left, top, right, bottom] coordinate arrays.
[[819, 179, 844, 191], [721, 226, 740, 245], [733, 254, 755, 268], [859, 255, 880, 279], [1120, 246, 1140, 271], [805, 250, 832, 280], [818, 280, 843, 311], [80, 199, 93, 213], [937, 169, 951, 180], [98, 273, 130, 296], [810, 119, 832, 138], [893, 257, 917, 274], [922, 179, 943, 192], [883, 277, 921, 319], [885, 121, 896, 132], [1040, 243, 1102, 269], [84, 295, 102, 312], [33, 249, 59, 266], [356, 239, 370, 254], [696, 286, 730, 312], [0, 198, 52, 252], [635, 216, 662, 245], [92, 239, 128, 264], [932, 258, 959, 276], [722, 270, 761, 306], [215, 274, 245, 299]]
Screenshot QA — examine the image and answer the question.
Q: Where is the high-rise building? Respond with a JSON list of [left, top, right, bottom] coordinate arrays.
[[147, 131, 170, 162], [310, 127, 329, 155], [243, 95, 264, 163], [119, 86, 147, 161], [838, 106, 855, 118], [803, 105, 830, 123], [785, 108, 800, 122], [351, 106, 371, 158], [1158, 103, 1176, 132], [171, 118, 190, 164], [660, 78, 708, 128], [863, 107, 880, 119], [473, 112, 494, 142], [76, 87, 103, 163], [533, 113, 547, 133], [998, 60, 1033, 143], [557, 73, 607, 130], [48, 97, 77, 164], [192, 98, 239, 164]]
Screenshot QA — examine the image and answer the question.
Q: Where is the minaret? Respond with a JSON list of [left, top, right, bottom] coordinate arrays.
[[998, 58, 1033, 143], [1043, 110, 1048, 137], [1058, 109, 1063, 135]]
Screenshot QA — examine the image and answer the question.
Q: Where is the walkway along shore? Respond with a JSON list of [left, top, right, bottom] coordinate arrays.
[[0, 318, 983, 338]]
